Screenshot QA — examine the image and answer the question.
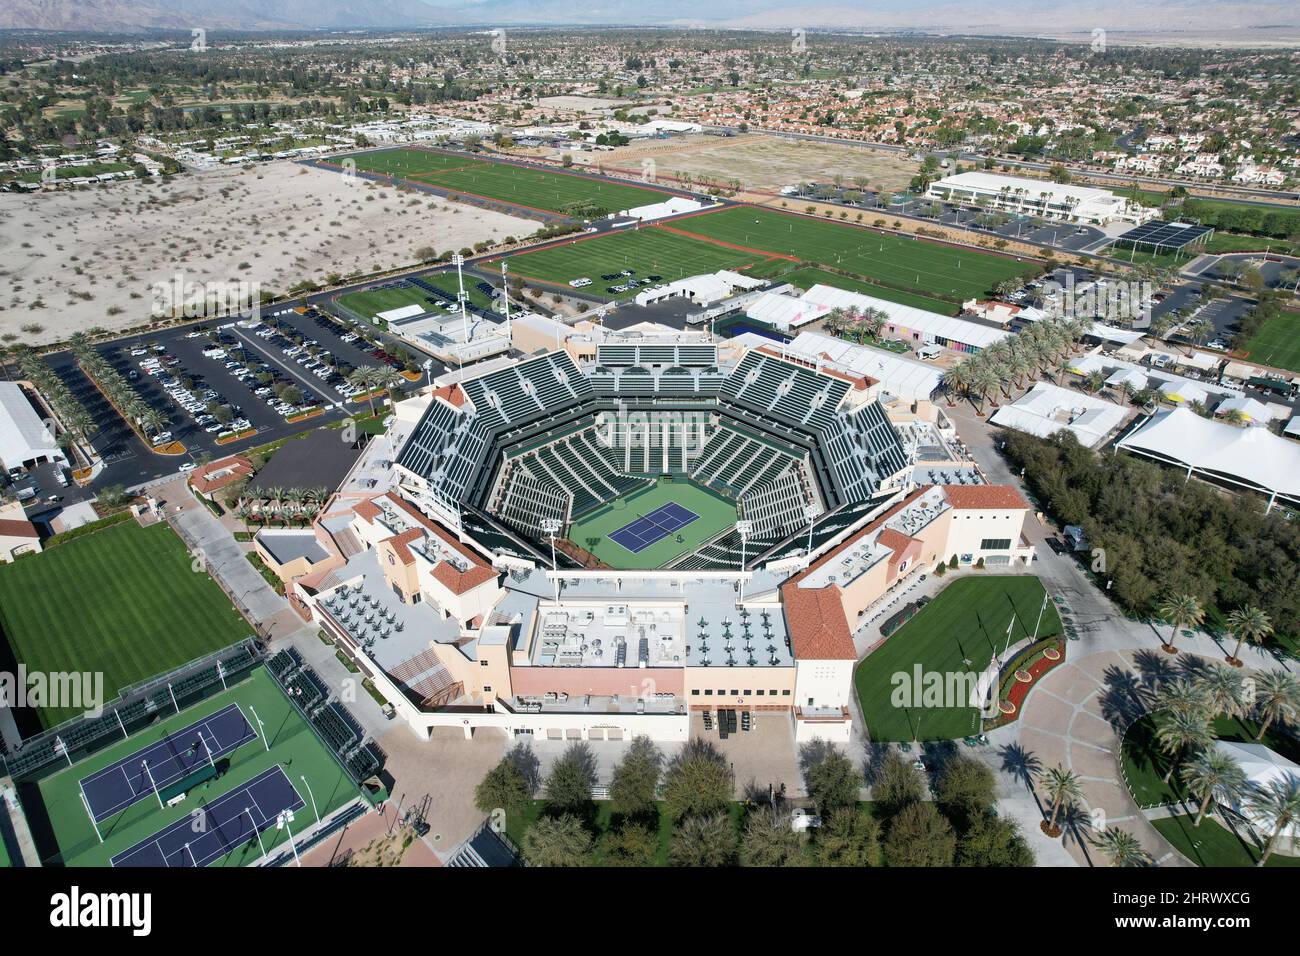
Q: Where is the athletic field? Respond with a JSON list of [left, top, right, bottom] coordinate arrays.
[[758, 265, 961, 315], [335, 147, 672, 214], [854, 575, 1061, 742], [29, 667, 365, 867], [672, 206, 1037, 300], [569, 478, 738, 570], [0, 522, 250, 727], [1243, 310, 1300, 373], [337, 274, 496, 321], [504, 226, 767, 287]]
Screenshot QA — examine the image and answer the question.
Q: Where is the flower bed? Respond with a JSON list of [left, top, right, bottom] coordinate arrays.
[[216, 428, 257, 446], [286, 407, 323, 424], [984, 637, 1067, 729]]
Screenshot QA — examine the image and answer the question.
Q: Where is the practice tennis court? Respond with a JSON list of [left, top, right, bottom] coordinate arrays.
[[79, 704, 255, 823], [110, 765, 304, 867], [608, 503, 699, 553]]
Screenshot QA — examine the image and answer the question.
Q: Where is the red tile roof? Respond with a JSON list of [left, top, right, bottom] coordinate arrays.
[[189, 455, 253, 495], [779, 583, 856, 660], [0, 518, 38, 540], [386, 495, 498, 594], [939, 484, 1029, 511]]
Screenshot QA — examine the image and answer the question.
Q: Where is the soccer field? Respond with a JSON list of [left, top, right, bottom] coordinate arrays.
[[673, 207, 1037, 300], [758, 265, 962, 315], [335, 147, 673, 214], [29, 667, 365, 867], [337, 274, 496, 321], [1243, 311, 1300, 373], [504, 227, 768, 287], [0, 522, 250, 727], [854, 576, 1061, 742], [569, 478, 738, 570]]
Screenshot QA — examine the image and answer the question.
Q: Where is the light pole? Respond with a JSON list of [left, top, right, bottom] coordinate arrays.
[[277, 810, 301, 867], [246, 807, 269, 864], [301, 774, 320, 827], [736, 520, 752, 601], [803, 504, 821, 561], [542, 517, 562, 603]]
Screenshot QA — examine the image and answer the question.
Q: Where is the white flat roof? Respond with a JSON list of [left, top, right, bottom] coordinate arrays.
[[989, 381, 1126, 448], [786, 331, 943, 401], [801, 284, 1009, 350], [929, 171, 1123, 207], [377, 303, 427, 323]]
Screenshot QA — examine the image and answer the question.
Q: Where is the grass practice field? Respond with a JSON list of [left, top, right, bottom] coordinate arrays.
[[672, 207, 1037, 301], [337, 147, 672, 214], [760, 264, 962, 315], [1242, 310, 1300, 373], [0, 522, 250, 727], [1152, 812, 1300, 868], [854, 575, 1061, 742], [337, 274, 496, 320], [569, 478, 738, 570], [27, 667, 364, 867], [504, 226, 766, 287]]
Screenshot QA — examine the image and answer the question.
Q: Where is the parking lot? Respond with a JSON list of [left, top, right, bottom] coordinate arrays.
[[40, 317, 373, 491]]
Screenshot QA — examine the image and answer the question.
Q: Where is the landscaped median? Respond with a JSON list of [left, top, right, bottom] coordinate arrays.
[[215, 427, 258, 446], [285, 406, 324, 424]]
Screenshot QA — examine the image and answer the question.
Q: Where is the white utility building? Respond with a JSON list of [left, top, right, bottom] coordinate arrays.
[[926, 172, 1155, 225]]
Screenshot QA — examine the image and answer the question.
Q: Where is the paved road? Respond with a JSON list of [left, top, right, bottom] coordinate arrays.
[[169, 502, 286, 623]]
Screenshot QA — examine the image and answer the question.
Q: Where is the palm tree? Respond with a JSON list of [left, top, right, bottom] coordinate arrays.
[[1197, 663, 1247, 721], [1181, 747, 1248, 827], [1247, 777, 1300, 865], [1154, 677, 1208, 718], [1157, 593, 1204, 654], [970, 364, 1000, 416], [373, 366, 403, 404], [1155, 710, 1212, 784], [232, 503, 253, 535], [1091, 826, 1151, 867], [1251, 670, 1300, 741], [347, 366, 379, 416], [1040, 764, 1083, 836], [943, 361, 971, 407], [138, 408, 166, 440], [1225, 605, 1272, 667]]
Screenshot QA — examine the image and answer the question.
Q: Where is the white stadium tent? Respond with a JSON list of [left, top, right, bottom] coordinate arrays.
[[1215, 395, 1274, 424], [745, 291, 832, 331], [800, 285, 1008, 353], [786, 331, 944, 401], [1213, 740, 1300, 846], [0, 381, 65, 472], [1116, 406, 1300, 511], [988, 381, 1125, 448]]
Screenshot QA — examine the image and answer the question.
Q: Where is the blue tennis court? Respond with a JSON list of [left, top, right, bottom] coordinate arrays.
[[608, 502, 699, 553], [110, 765, 304, 867], [79, 704, 256, 823]]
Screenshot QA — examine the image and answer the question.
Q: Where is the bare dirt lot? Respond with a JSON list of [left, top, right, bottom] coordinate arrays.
[[594, 134, 921, 195], [0, 161, 534, 346]]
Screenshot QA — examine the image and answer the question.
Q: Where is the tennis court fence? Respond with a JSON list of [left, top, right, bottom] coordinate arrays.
[[0, 638, 264, 784]]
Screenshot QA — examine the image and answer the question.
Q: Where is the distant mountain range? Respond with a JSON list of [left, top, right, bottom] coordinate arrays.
[[0, 0, 1296, 36], [0, 0, 456, 32]]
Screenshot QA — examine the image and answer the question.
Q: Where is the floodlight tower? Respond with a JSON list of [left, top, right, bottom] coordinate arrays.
[[452, 253, 470, 381], [500, 261, 512, 348], [277, 809, 301, 866], [736, 520, 753, 602], [541, 517, 563, 603], [803, 504, 822, 561]]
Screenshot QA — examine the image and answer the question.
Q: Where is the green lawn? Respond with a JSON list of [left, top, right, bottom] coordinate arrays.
[[337, 274, 496, 321], [504, 227, 766, 288], [1153, 811, 1300, 867], [1242, 310, 1300, 373], [569, 478, 738, 570], [670, 206, 1038, 301], [1121, 713, 1300, 808], [335, 147, 673, 214], [28, 667, 366, 867], [854, 575, 1061, 742], [0, 522, 251, 727], [760, 265, 962, 315]]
